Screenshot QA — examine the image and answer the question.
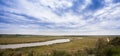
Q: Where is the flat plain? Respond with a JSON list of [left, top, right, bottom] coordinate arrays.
[[0, 35, 119, 56]]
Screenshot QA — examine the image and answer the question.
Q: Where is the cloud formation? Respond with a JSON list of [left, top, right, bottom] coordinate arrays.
[[0, 0, 120, 35]]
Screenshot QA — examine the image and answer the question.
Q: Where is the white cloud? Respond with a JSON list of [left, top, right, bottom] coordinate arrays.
[[86, 3, 120, 28], [104, 0, 113, 6], [78, 0, 92, 10], [0, 0, 120, 35], [38, 0, 74, 10]]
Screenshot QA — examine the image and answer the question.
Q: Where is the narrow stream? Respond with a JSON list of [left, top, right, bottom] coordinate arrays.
[[0, 39, 70, 49]]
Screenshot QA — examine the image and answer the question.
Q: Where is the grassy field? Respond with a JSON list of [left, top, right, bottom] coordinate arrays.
[[0, 35, 119, 56], [0, 35, 68, 44]]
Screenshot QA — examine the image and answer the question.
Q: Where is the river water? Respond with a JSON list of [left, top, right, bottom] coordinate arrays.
[[0, 39, 70, 49]]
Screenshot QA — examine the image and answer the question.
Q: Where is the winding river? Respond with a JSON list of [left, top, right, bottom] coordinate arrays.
[[0, 39, 70, 49]]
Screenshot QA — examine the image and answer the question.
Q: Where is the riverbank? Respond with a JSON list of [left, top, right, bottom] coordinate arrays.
[[0, 39, 70, 49], [0, 36, 99, 56]]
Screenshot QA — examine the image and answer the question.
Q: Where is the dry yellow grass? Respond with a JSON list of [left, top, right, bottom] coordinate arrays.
[[0, 36, 66, 44], [30, 37, 98, 53], [9, 37, 98, 56], [0, 36, 106, 56]]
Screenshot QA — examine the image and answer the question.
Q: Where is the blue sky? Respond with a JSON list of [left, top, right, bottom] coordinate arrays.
[[0, 0, 120, 35]]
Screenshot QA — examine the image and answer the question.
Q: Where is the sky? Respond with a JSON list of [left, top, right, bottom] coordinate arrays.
[[0, 0, 120, 35]]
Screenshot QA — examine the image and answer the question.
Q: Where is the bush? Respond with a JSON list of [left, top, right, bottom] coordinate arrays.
[[0, 52, 3, 56], [110, 37, 120, 46], [51, 50, 71, 56], [73, 50, 88, 56], [28, 51, 34, 56], [95, 38, 109, 56], [94, 37, 120, 56], [84, 47, 96, 56]]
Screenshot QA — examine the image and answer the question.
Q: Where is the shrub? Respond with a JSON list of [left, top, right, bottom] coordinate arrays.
[[94, 37, 120, 56], [51, 50, 71, 56], [110, 37, 120, 46], [73, 50, 88, 56], [95, 38, 109, 56], [28, 51, 34, 56], [0, 52, 3, 56]]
